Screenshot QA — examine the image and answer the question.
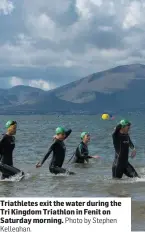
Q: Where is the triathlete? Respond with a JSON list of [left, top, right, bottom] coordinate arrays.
[[112, 119, 140, 179], [36, 127, 75, 175], [73, 132, 100, 163], [0, 120, 24, 179]]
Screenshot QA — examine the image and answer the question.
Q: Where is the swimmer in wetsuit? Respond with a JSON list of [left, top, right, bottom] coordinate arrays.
[[74, 132, 100, 163], [0, 120, 24, 179], [36, 127, 75, 175], [74, 132, 91, 163], [112, 119, 140, 179]]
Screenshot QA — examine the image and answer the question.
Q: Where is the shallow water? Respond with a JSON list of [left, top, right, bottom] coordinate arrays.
[[0, 114, 145, 230]]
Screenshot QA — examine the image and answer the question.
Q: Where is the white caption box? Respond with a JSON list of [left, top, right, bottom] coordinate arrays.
[[0, 197, 131, 232]]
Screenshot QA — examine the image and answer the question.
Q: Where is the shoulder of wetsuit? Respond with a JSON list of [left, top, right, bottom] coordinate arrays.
[[52, 139, 62, 147], [112, 125, 121, 137], [55, 139, 61, 143], [78, 142, 83, 149], [0, 134, 5, 138], [5, 134, 15, 141], [0, 134, 6, 142], [2, 134, 12, 139], [114, 124, 122, 133], [78, 142, 87, 156], [0, 135, 6, 155]]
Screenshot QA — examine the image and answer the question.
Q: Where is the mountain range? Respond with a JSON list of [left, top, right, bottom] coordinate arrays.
[[0, 64, 145, 114]]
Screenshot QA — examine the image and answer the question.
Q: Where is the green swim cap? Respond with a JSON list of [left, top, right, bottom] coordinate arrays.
[[5, 120, 16, 129], [81, 132, 90, 139], [120, 119, 131, 128], [55, 127, 65, 135]]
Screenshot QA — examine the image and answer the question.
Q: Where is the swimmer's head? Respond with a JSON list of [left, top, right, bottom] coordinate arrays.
[[119, 119, 131, 134], [55, 127, 66, 140], [81, 132, 90, 143], [5, 120, 17, 135]]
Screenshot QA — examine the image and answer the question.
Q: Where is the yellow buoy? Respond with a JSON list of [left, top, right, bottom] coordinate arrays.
[[101, 114, 110, 120]]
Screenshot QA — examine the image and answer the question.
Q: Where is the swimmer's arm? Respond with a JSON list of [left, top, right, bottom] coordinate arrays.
[[64, 129, 72, 139], [129, 136, 135, 150], [87, 155, 93, 158], [0, 140, 2, 155], [77, 146, 99, 160], [0, 137, 5, 156], [40, 143, 55, 165], [0, 140, 2, 159], [129, 137, 136, 158], [112, 132, 120, 154]]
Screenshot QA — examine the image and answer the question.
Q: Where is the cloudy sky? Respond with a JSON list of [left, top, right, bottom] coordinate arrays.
[[0, 0, 144, 90]]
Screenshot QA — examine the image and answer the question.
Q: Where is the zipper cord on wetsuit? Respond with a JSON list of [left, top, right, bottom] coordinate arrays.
[[115, 140, 122, 177], [64, 153, 75, 171], [66, 152, 75, 165]]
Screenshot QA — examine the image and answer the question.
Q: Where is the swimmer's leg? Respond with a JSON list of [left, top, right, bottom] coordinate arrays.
[[112, 163, 123, 179], [124, 162, 140, 178], [49, 166, 75, 175], [49, 166, 66, 175], [1, 173, 12, 180], [1, 166, 24, 180]]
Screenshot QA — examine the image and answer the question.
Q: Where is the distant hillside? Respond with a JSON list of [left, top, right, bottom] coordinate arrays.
[[0, 85, 44, 107], [0, 64, 145, 114], [51, 64, 145, 103]]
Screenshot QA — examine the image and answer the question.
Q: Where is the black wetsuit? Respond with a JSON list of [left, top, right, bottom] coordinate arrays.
[[112, 130, 139, 179], [74, 142, 92, 163], [41, 129, 74, 175], [0, 134, 23, 179]]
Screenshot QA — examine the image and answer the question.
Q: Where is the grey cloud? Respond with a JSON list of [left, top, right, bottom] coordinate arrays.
[[0, 66, 81, 85], [51, 2, 79, 27], [0, 0, 26, 44], [0, 0, 145, 88]]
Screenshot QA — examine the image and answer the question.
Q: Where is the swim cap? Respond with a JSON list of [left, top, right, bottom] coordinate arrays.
[[55, 127, 65, 135], [119, 119, 131, 128], [81, 132, 90, 139], [5, 120, 17, 129]]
